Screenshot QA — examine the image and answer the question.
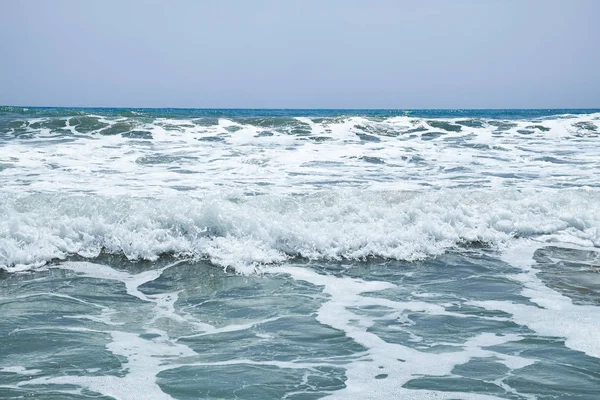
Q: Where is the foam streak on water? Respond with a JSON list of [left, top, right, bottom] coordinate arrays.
[[266, 265, 530, 400]]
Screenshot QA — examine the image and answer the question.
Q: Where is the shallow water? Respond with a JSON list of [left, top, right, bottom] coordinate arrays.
[[2, 248, 599, 399], [1, 108, 599, 399]]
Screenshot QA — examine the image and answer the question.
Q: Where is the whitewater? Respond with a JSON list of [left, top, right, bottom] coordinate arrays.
[[1, 108, 599, 399]]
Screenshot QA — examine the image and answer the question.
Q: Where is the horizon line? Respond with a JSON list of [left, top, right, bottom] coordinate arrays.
[[2, 105, 600, 111]]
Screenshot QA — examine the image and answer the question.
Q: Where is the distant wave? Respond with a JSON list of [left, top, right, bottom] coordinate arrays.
[[1, 110, 599, 196]]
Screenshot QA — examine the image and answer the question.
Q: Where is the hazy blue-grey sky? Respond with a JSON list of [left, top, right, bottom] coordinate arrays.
[[1, 0, 599, 108]]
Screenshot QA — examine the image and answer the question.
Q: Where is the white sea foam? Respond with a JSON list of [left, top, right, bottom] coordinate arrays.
[[267, 265, 534, 399], [18, 329, 192, 400], [1, 113, 599, 196], [471, 240, 600, 359], [12, 261, 308, 400], [1, 189, 599, 273], [0, 366, 42, 375], [15, 260, 538, 400]]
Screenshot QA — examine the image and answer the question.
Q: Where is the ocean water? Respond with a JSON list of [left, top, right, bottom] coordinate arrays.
[[1, 107, 600, 399]]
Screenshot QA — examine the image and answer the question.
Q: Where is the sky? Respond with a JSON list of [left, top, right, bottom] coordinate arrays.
[[1, 0, 599, 108]]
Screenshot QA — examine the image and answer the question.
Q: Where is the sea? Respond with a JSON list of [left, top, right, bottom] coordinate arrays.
[[1, 107, 599, 399]]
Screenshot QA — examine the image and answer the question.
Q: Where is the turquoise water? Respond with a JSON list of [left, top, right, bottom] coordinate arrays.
[[1, 108, 599, 399]]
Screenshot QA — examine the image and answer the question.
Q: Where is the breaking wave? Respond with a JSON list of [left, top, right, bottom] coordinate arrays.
[[2, 189, 599, 273]]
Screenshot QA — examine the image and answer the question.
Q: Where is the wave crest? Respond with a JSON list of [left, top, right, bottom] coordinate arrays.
[[1, 189, 598, 273]]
